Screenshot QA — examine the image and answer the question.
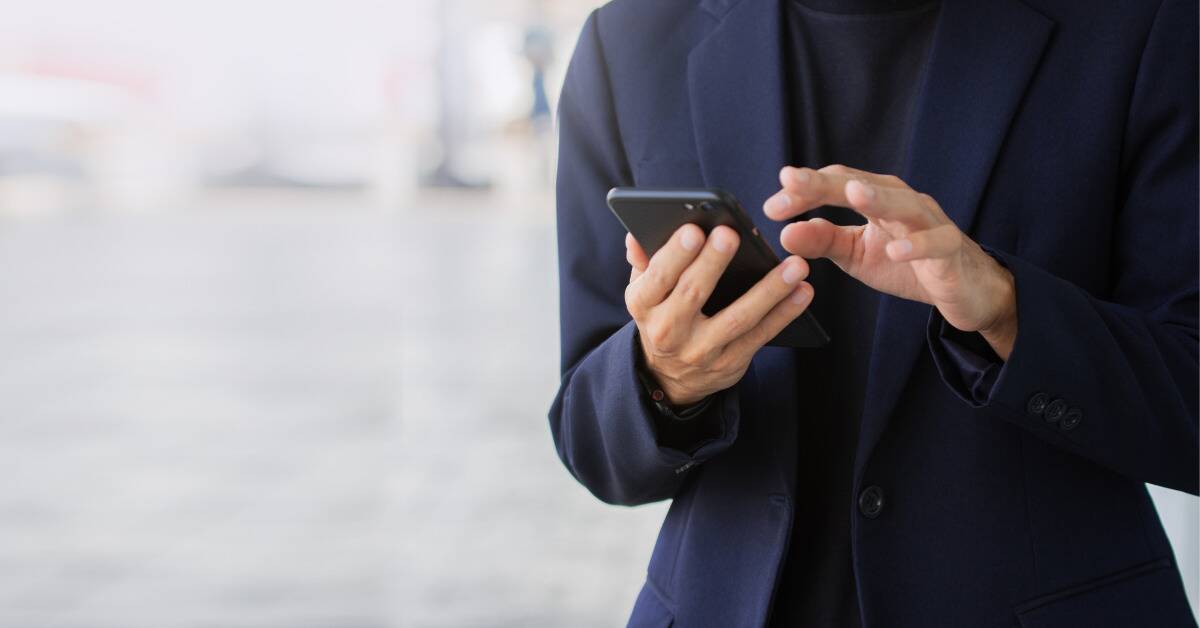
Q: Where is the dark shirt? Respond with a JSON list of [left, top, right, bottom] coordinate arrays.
[[636, 0, 943, 622], [770, 1, 939, 627]]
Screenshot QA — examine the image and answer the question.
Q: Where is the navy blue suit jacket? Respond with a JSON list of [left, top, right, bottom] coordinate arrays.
[[549, 0, 1199, 626]]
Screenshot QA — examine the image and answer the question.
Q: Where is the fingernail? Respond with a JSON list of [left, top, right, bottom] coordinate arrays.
[[713, 232, 734, 253], [764, 193, 791, 216], [782, 261, 803, 285], [854, 179, 876, 198], [793, 169, 811, 184], [888, 239, 913, 256], [681, 229, 700, 251], [790, 284, 812, 306]]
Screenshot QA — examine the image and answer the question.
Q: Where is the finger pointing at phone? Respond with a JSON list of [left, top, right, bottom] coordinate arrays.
[[764, 164, 1018, 359]]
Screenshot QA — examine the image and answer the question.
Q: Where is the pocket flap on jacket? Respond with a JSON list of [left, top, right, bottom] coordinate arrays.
[[1016, 558, 1195, 628]]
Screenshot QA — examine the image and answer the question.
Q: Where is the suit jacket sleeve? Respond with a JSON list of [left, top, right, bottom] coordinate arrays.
[[547, 10, 740, 507], [930, 0, 1199, 495]]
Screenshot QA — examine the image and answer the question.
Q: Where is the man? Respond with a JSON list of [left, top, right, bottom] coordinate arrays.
[[549, 0, 1198, 625]]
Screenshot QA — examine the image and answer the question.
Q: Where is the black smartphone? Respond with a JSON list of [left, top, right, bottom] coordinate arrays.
[[607, 187, 830, 348]]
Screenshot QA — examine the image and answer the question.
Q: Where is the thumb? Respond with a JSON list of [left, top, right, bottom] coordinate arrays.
[[626, 232, 649, 281]]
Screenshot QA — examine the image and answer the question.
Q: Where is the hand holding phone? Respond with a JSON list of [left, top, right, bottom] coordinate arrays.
[[610, 188, 827, 405], [623, 224, 814, 404]]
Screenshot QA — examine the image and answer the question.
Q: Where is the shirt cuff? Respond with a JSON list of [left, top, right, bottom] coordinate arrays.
[[635, 366, 716, 420], [632, 330, 725, 454], [928, 309, 1004, 407]]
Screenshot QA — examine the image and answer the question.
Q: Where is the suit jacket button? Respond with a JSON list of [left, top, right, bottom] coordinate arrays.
[[1027, 392, 1050, 416], [858, 485, 885, 519], [1044, 399, 1067, 423], [1060, 408, 1082, 431]]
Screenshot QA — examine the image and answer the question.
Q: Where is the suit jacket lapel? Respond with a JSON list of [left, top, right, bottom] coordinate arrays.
[[689, 0, 791, 256], [854, 0, 1055, 478], [689, 0, 801, 497]]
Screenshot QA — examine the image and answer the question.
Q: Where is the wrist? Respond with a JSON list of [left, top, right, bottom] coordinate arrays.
[[649, 370, 707, 406], [635, 330, 709, 406], [978, 265, 1018, 360]]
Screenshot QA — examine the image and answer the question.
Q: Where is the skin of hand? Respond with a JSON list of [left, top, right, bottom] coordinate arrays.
[[763, 164, 1019, 359], [625, 224, 815, 405]]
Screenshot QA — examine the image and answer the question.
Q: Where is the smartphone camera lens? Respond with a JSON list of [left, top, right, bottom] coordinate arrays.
[[699, 202, 714, 212]]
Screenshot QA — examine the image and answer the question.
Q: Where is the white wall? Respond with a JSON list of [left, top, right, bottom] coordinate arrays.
[[1151, 487, 1199, 615]]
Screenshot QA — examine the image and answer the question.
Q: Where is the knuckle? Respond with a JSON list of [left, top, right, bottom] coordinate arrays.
[[945, 227, 964, 248], [641, 265, 661, 287], [881, 174, 904, 187], [624, 285, 643, 318], [822, 163, 851, 174], [679, 346, 707, 367], [716, 350, 751, 375], [711, 351, 737, 373], [645, 322, 672, 350], [647, 266, 673, 292], [675, 276, 705, 305], [721, 310, 750, 337]]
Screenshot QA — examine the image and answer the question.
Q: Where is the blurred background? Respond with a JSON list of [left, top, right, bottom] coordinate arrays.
[[0, 1, 1193, 627]]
